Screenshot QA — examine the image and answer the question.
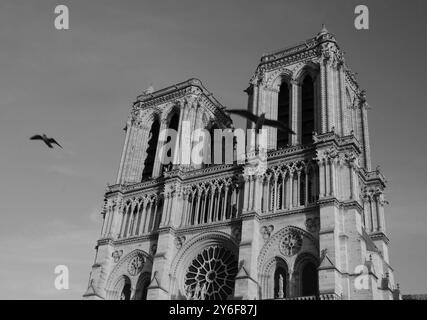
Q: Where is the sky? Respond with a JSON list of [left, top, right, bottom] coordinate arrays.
[[0, 0, 426, 299]]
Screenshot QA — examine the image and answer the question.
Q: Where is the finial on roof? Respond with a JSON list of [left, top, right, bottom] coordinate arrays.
[[321, 24, 328, 34]]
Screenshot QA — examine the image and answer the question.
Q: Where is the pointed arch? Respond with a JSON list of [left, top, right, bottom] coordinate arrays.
[[301, 75, 315, 144], [160, 111, 180, 174], [142, 119, 161, 180], [293, 252, 319, 297]]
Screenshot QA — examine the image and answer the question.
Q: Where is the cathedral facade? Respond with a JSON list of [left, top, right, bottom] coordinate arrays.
[[83, 27, 399, 300]]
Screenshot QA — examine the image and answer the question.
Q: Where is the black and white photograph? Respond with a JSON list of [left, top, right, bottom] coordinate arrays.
[[0, 0, 426, 307]]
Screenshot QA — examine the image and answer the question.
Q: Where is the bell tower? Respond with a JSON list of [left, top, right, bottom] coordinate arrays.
[[238, 25, 396, 299]]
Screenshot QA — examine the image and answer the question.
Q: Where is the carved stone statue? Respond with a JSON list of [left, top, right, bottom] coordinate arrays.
[[200, 283, 207, 300], [194, 283, 202, 300]]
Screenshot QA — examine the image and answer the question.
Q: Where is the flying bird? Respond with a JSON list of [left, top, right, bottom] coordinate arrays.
[[226, 109, 296, 134], [30, 134, 63, 149]]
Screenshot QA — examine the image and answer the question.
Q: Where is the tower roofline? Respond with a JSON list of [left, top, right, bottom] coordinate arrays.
[[133, 77, 231, 127], [259, 26, 338, 67], [135, 78, 224, 109]]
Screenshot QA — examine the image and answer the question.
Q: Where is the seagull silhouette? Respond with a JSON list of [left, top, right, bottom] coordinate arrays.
[[30, 134, 63, 149], [226, 109, 296, 134]]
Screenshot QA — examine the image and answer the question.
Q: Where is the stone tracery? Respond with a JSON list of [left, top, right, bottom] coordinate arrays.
[[184, 246, 238, 300]]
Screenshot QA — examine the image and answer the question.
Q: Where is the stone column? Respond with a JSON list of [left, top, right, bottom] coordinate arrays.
[[116, 117, 132, 184], [361, 106, 372, 171], [290, 80, 301, 145]]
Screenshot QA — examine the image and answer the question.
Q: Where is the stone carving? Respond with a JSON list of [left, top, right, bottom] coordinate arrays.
[[112, 250, 123, 263], [174, 236, 186, 249], [278, 274, 284, 298], [261, 225, 274, 240], [231, 226, 241, 242], [279, 230, 303, 256], [150, 244, 157, 256], [128, 253, 144, 276], [305, 217, 320, 233]]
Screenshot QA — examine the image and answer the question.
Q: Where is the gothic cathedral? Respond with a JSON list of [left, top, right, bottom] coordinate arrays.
[[83, 26, 399, 300]]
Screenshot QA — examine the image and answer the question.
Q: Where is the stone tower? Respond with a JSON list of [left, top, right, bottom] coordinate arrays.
[[83, 27, 399, 300]]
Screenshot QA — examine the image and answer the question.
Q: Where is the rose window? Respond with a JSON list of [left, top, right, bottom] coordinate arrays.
[[184, 246, 238, 300], [128, 254, 144, 276], [279, 230, 303, 256]]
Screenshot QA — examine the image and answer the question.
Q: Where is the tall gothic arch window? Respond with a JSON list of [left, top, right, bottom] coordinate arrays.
[[301, 262, 318, 296], [277, 82, 290, 149], [301, 75, 315, 145], [161, 112, 180, 173], [120, 282, 131, 300], [142, 120, 160, 180], [300, 170, 306, 206]]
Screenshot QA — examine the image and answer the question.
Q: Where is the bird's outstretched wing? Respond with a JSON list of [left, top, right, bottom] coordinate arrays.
[[48, 138, 63, 149], [226, 109, 259, 123], [30, 135, 43, 140], [263, 118, 296, 134]]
